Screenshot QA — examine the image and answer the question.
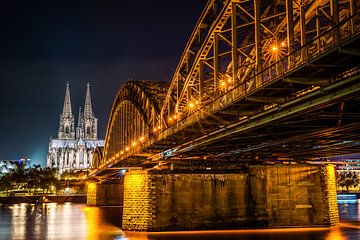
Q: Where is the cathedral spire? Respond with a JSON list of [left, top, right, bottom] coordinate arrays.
[[58, 82, 75, 139], [84, 82, 93, 118], [62, 82, 72, 117], [77, 107, 82, 127], [76, 107, 84, 139]]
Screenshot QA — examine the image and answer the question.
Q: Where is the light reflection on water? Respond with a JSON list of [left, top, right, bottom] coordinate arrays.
[[0, 202, 359, 240]]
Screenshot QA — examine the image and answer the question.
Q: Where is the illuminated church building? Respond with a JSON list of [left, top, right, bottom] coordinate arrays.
[[47, 83, 104, 171]]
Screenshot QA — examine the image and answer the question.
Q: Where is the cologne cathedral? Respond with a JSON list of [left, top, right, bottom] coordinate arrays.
[[47, 83, 104, 172]]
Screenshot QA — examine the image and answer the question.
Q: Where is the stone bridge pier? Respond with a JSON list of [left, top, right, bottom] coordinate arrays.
[[87, 164, 339, 231], [87, 178, 124, 206]]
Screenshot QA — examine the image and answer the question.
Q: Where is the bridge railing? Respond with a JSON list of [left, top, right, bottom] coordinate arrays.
[[158, 11, 360, 143], [261, 11, 360, 85]]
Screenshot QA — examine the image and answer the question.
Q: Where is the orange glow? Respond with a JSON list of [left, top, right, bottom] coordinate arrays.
[[120, 151, 124, 155], [153, 127, 157, 133], [281, 41, 286, 47], [125, 146, 130, 151], [188, 102, 195, 108], [226, 75, 232, 83], [124, 226, 333, 239], [325, 226, 347, 240], [173, 114, 177, 119], [140, 136, 145, 142], [271, 45, 279, 52], [132, 141, 137, 147], [220, 81, 226, 87], [168, 117, 173, 122], [87, 182, 96, 192], [195, 100, 199, 105]]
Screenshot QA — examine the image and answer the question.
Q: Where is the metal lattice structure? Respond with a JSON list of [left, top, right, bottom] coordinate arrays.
[[93, 81, 168, 169], [91, 0, 360, 175], [161, 0, 359, 126]]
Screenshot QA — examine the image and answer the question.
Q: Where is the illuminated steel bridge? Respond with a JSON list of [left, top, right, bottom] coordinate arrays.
[[91, 0, 360, 177]]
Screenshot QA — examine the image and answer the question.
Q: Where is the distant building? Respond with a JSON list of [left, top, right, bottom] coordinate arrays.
[[47, 83, 104, 172], [0, 158, 30, 176]]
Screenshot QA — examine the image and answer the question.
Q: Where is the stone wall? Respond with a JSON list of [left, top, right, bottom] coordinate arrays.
[[87, 181, 123, 206], [249, 165, 328, 226], [122, 170, 154, 230], [121, 165, 339, 231], [321, 164, 339, 226]]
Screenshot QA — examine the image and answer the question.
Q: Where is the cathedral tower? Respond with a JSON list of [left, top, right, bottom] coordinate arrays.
[[58, 82, 75, 139], [47, 82, 104, 172], [83, 83, 98, 140]]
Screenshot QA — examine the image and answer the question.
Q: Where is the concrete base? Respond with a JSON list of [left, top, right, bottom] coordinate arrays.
[[122, 164, 339, 231], [87, 181, 123, 206]]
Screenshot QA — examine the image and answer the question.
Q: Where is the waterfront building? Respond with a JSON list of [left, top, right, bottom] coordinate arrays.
[[47, 83, 104, 172], [0, 158, 30, 176]]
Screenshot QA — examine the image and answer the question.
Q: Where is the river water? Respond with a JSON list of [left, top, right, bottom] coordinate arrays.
[[0, 202, 359, 240]]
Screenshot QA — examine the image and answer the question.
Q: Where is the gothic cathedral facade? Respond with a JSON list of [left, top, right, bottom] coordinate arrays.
[[47, 83, 104, 172]]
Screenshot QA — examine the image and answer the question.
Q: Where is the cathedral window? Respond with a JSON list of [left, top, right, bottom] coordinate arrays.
[[65, 126, 70, 134]]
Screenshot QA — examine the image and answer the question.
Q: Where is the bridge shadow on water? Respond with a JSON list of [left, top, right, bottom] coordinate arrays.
[[0, 202, 359, 240]]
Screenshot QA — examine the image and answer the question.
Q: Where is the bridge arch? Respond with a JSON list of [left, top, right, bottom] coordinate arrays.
[[102, 80, 168, 166], [91, 147, 103, 169]]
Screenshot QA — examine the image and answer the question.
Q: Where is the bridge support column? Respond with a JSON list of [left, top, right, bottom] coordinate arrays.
[[87, 180, 123, 206], [122, 165, 338, 231]]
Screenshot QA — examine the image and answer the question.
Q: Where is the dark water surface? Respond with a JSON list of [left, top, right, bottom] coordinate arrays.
[[0, 202, 359, 240]]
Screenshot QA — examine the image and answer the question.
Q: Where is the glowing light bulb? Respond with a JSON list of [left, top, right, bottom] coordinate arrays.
[[132, 141, 137, 147], [125, 146, 130, 151], [189, 102, 195, 108], [271, 45, 279, 52], [140, 137, 145, 142], [120, 151, 124, 155], [281, 41, 286, 47]]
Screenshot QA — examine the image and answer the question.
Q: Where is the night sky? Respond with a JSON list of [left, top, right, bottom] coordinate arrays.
[[0, 0, 207, 166]]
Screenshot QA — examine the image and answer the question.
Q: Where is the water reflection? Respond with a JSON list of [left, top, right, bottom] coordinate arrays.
[[83, 206, 123, 240], [338, 200, 360, 222], [0, 203, 123, 240], [0, 202, 359, 240]]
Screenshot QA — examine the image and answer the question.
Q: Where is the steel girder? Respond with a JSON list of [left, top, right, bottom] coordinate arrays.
[[160, 0, 358, 128], [91, 147, 103, 169], [90, 0, 360, 176], [99, 81, 168, 170]]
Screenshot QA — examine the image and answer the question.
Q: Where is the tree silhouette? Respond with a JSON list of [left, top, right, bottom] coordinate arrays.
[[337, 171, 360, 192]]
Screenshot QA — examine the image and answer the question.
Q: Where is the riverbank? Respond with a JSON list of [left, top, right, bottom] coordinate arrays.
[[0, 194, 86, 204]]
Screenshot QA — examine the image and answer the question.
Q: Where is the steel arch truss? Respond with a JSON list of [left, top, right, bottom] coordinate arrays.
[[91, 147, 103, 169], [160, 0, 359, 126], [101, 81, 166, 168]]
